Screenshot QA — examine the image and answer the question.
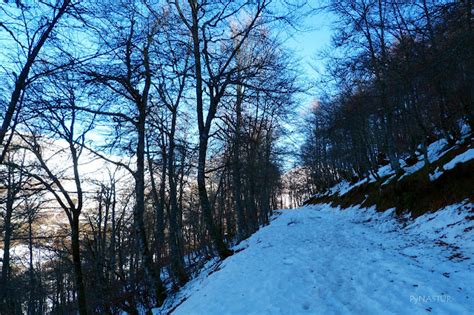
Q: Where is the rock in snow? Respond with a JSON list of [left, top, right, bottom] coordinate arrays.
[[154, 203, 474, 315]]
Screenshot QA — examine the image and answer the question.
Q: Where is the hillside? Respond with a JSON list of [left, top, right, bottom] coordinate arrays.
[[154, 203, 473, 314], [305, 133, 474, 218]]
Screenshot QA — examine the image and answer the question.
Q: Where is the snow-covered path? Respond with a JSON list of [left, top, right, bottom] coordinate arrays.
[[159, 204, 474, 315]]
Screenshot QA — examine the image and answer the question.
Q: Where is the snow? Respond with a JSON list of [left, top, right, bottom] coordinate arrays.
[[154, 203, 474, 315], [429, 167, 444, 182], [315, 136, 471, 199], [377, 164, 395, 178], [443, 148, 474, 171], [405, 201, 474, 254], [429, 148, 474, 181], [328, 180, 367, 196], [379, 138, 452, 182], [426, 139, 451, 164], [399, 139, 452, 181], [460, 121, 472, 139]]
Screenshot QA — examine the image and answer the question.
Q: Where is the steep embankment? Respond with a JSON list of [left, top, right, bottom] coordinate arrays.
[[305, 135, 474, 218], [154, 204, 473, 315]]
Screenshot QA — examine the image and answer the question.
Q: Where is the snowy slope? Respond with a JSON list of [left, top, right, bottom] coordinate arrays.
[[314, 133, 473, 200], [154, 203, 474, 315]]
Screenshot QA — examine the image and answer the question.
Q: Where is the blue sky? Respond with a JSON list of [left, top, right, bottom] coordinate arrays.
[[285, 9, 335, 109], [276, 10, 336, 167]]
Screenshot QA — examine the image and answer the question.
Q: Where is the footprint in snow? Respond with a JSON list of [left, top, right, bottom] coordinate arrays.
[[283, 257, 295, 265]]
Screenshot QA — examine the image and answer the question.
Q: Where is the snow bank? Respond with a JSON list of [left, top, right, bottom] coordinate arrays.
[[405, 201, 474, 254], [443, 148, 474, 171], [430, 148, 474, 181]]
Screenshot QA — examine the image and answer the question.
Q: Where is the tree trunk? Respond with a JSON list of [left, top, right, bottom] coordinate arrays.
[[197, 135, 232, 258], [190, 9, 232, 259], [135, 108, 166, 306], [167, 111, 188, 286], [233, 84, 247, 240], [0, 195, 13, 312], [27, 210, 37, 315], [71, 216, 88, 315]]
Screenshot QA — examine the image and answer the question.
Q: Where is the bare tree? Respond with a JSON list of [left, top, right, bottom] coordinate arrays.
[[15, 73, 96, 314], [0, 0, 72, 164], [173, 0, 275, 258]]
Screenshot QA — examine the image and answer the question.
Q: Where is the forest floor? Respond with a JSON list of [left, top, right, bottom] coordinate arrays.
[[154, 203, 474, 315]]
